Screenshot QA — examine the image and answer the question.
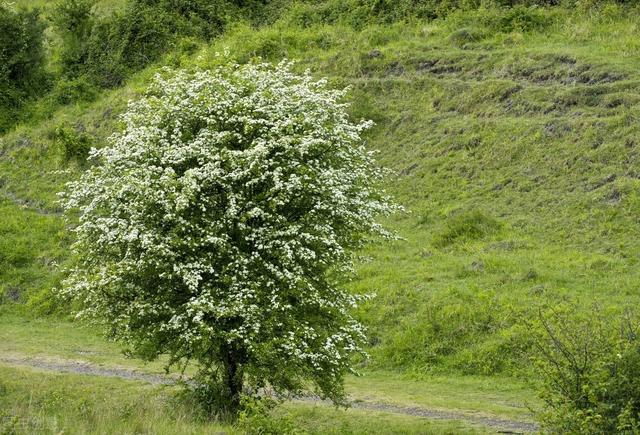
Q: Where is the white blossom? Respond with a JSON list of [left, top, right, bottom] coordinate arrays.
[[58, 60, 399, 405]]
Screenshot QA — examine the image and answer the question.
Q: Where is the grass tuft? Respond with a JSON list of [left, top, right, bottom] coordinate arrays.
[[432, 210, 502, 248]]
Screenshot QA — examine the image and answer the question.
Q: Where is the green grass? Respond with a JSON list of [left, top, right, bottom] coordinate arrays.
[[0, 311, 168, 371], [0, 363, 498, 434], [0, 311, 537, 422], [191, 7, 640, 375], [280, 402, 487, 434], [0, 365, 233, 435], [0, 201, 68, 306], [346, 372, 536, 422]]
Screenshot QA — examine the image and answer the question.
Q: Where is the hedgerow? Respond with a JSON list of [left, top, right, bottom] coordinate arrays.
[[0, 3, 48, 132]]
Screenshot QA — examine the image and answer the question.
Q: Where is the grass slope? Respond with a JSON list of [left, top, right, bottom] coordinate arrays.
[[2, 3, 640, 429]]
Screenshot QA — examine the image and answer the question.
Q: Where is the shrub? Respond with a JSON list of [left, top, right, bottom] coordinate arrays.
[[52, 0, 235, 88], [50, 77, 98, 105], [0, 3, 48, 132], [53, 123, 93, 163], [133, 0, 228, 39], [284, 0, 483, 27], [532, 306, 640, 433], [84, 6, 176, 87], [236, 397, 299, 434], [50, 0, 96, 77], [497, 5, 549, 32]]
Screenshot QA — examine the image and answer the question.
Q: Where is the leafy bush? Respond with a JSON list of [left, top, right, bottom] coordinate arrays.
[[52, 0, 180, 87], [283, 0, 480, 27], [50, 77, 98, 105], [497, 5, 549, 32], [283, 0, 569, 28], [53, 123, 93, 163], [85, 6, 176, 87], [50, 0, 96, 77], [52, 0, 233, 88], [494, 0, 561, 5], [134, 0, 228, 39], [0, 3, 48, 132], [236, 397, 299, 434], [532, 306, 640, 433]]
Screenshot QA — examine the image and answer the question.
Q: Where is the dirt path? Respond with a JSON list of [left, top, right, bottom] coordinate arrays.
[[0, 356, 172, 384], [0, 356, 539, 433]]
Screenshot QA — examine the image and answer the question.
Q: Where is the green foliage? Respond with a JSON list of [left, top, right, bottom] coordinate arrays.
[[49, 77, 99, 105], [52, 0, 185, 88], [496, 5, 549, 32], [133, 0, 228, 39], [283, 0, 482, 27], [236, 397, 299, 435], [85, 6, 176, 87], [51, 0, 236, 88], [53, 123, 92, 163], [532, 306, 640, 433], [0, 3, 48, 132], [50, 0, 96, 77]]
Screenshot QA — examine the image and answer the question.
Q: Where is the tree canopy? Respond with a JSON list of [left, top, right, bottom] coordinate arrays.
[[59, 61, 398, 414]]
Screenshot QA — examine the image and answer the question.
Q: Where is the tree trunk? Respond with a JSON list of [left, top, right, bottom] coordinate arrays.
[[223, 351, 243, 415]]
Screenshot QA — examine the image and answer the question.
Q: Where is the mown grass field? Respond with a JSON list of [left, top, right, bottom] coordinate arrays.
[[2, 0, 640, 432], [0, 310, 535, 433], [2, 363, 499, 435]]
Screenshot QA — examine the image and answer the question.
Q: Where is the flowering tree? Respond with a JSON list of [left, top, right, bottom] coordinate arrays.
[[59, 61, 398, 414]]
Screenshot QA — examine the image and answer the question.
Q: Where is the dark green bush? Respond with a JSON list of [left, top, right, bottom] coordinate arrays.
[[86, 6, 176, 87], [53, 123, 93, 163], [133, 0, 228, 39], [493, 0, 561, 5], [284, 0, 565, 27], [52, 0, 176, 87], [284, 0, 480, 27], [50, 77, 99, 105], [532, 306, 640, 433], [52, 0, 238, 88], [0, 4, 48, 132], [497, 5, 549, 32], [50, 0, 96, 77]]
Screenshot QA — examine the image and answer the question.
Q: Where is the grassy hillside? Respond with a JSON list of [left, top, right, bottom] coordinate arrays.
[[2, 1, 640, 430]]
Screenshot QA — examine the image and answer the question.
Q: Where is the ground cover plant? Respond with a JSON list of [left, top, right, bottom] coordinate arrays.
[[3, 0, 640, 432]]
